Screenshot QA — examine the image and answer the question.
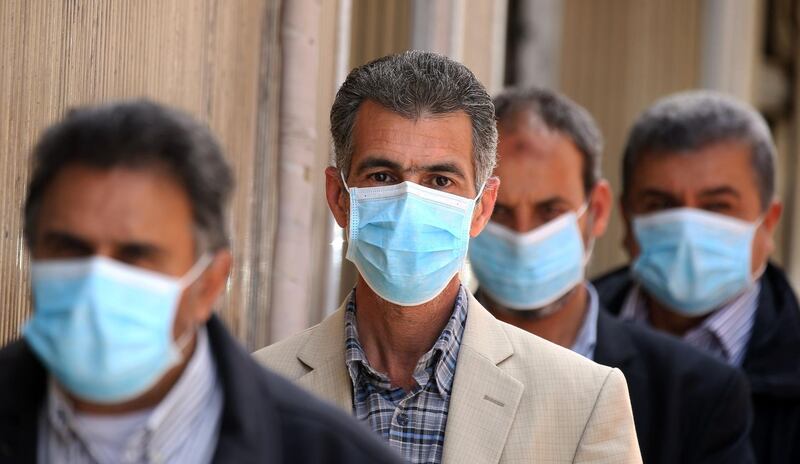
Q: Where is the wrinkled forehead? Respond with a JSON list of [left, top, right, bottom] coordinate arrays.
[[350, 102, 474, 170], [628, 141, 761, 198], [495, 127, 585, 203]]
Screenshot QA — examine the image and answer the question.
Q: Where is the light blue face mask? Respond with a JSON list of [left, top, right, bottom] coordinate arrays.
[[632, 208, 761, 316], [343, 177, 483, 306], [469, 205, 589, 311], [24, 255, 210, 404]]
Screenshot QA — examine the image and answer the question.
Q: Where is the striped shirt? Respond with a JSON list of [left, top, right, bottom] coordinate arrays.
[[38, 326, 224, 464], [345, 286, 468, 464], [620, 282, 760, 366]]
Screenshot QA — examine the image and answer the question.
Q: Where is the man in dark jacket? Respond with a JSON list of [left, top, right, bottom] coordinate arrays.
[[593, 90, 800, 463], [469, 87, 754, 463], [0, 100, 401, 464]]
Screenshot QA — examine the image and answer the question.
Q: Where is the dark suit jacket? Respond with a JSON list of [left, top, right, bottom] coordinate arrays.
[[594, 263, 800, 464], [595, 308, 753, 463], [0, 316, 402, 464]]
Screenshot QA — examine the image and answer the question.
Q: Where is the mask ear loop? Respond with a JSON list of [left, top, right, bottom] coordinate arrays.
[[474, 181, 487, 201], [751, 213, 769, 282], [340, 170, 351, 191], [575, 201, 595, 266], [174, 253, 215, 353]]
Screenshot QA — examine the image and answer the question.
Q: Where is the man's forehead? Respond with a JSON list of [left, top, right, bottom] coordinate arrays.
[[36, 165, 194, 241], [630, 142, 758, 194]]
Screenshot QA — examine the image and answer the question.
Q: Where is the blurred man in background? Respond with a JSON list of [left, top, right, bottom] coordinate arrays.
[[593, 91, 800, 463], [256, 51, 641, 463], [470, 87, 753, 463], [0, 100, 401, 464]]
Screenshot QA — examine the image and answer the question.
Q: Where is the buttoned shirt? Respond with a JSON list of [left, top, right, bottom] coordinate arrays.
[[38, 326, 224, 464], [345, 286, 468, 464], [620, 282, 760, 366], [571, 283, 600, 360]]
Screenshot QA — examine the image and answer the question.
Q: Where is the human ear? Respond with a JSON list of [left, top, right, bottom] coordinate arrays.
[[325, 166, 349, 228], [469, 176, 500, 237], [586, 180, 613, 239]]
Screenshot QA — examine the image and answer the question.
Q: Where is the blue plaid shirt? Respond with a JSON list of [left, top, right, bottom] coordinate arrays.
[[344, 287, 468, 464]]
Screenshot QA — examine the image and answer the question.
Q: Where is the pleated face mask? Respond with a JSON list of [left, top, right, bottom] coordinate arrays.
[[343, 176, 483, 306], [469, 204, 589, 311], [632, 207, 761, 316], [25, 255, 210, 403]]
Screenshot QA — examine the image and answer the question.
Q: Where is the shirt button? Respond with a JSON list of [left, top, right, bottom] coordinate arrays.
[[397, 413, 409, 426]]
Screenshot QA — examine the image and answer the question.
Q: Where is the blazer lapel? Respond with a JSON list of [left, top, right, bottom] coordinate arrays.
[[442, 294, 523, 464], [295, 305, 354, 412]]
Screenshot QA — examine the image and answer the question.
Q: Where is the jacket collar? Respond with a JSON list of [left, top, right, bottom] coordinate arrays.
[[594, 263, 800, 396], [0, 339, 45, 463], [207, 316, 283, 462], [741, 264, 800, 395], [0, 316, 284, 463], [594, 308, 638, 370], [296, 291, 523, 464]]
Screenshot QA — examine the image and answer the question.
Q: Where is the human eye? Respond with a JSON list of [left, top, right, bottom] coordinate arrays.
[[367, 172, 396, 184], [433, 175, 453, 188], [703, 202, 733, 214]]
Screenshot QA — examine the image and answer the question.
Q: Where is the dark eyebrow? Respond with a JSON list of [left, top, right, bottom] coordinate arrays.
[[639, 189, 680, 200], [40, 230, 164, 258], [535, 196, 573, 208], [698, 186, 741, 198], [40, 231, 95, 252], [353, 156, 404, 176], [420, 162, 466, 180]]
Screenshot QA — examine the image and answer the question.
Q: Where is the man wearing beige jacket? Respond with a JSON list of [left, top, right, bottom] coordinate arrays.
[[255, 51, 641, 463]]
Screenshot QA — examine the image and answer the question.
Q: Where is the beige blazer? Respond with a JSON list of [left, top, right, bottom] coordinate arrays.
[[254, 292, 641, 463]]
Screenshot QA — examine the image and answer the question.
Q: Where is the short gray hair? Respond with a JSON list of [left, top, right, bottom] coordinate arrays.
[[494, 87, 603, 194], [622, 90, 776, 210], [25, 99, 234, 253], [330, 50, 497, 192]]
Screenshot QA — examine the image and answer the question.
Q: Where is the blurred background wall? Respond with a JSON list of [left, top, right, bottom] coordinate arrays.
[[1, 0, 797, 349]]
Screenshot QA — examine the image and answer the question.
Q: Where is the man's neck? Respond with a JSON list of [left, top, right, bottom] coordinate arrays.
[[354, 276, 461, 391], [488, 284, 588, 349], [643, 293, 709, 336]]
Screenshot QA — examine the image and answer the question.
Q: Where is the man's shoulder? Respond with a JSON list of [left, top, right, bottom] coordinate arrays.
[[495, 315, 615, 383], [613, 315, 745, 386], [257, 368, 401, 463], [591, 266, 634, 314], [209, 317, 400, 463], [0, 339, 46, 405], [253, 317, 329, 379]]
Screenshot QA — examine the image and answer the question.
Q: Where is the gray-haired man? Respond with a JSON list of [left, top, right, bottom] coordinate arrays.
[[593, 90, 800, 463], [256, 51, 641, 463], [0, 100, 402, 463], [472, 87, 753, 464]]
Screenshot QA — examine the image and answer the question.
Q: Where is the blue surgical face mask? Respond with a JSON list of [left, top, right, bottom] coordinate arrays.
[[469, 205, 590, 311], [24, 255, 211, 404], [343, 176, 483, 306], [632, 207, 762, 316]]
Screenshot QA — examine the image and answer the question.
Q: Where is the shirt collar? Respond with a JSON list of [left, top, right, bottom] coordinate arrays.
[[45, 326, 221, 460], [570, 282, 600, 360], [344, 286, 469, 395], [620, 281, 760, 365]]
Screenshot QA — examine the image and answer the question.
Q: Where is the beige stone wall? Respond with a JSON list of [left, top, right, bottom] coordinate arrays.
[[0, 0, 281, 347]]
